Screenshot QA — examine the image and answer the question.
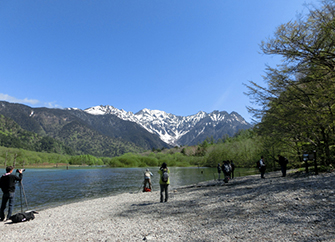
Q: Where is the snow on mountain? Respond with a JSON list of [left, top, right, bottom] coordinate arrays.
[[84, 105, 251, 146]]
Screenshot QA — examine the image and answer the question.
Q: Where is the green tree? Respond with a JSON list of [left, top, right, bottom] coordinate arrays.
[[245, 0, 335, 167]]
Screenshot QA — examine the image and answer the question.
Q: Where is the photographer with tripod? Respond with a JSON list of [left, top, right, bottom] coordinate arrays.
[[0, 166, 23, 221]]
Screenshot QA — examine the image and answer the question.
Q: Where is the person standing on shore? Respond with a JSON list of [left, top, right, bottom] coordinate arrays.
[[0, 166, 23, 221], [143, 168, 153, 192], [259, 156, 266, 179], [217, 163, 222, 180], [222, 160, 232, 183], [158, 162, 170, 202], [278, 155, 288, 177]]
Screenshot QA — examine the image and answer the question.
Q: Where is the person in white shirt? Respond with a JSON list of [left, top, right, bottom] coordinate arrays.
[[143, 169, 153, 192]]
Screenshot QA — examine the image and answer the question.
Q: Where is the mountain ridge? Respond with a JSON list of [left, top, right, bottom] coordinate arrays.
[[84, 105, 251, 146], [0, 101, 165, 157], [0, 101, 252, 157]]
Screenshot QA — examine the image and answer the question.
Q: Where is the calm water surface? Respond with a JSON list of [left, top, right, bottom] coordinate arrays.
[[6, 167, 256, 213]]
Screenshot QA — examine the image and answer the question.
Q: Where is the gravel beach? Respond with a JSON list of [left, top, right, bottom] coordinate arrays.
[[0, 170, 334, 242]]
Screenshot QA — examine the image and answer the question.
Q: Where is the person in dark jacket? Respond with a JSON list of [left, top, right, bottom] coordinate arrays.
[[259, 156, 266, 179], [222, 160, 232, 183], [278, 155, 288, 177], [217, 163, 222, 180], [230, 160, 235, 179], [0, 166, 23, 221]]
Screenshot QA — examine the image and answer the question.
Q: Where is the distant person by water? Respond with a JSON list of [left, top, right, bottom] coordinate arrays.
[[230, 160, 235, 179], [217, 163, 222, 180], [277, 155, 288, 177], [143, 168, 153, 192], [222, 160, 232, 183], [259, 156, 266, 179], [158, 163, 170, 202]]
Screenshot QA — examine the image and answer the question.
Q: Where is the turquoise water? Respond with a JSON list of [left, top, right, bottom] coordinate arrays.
[[4, 167, 256, 214]]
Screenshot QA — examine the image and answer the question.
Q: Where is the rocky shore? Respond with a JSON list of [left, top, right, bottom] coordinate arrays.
[[0, 170, 334, 241]]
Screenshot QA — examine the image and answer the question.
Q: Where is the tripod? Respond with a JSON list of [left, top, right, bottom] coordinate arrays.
[[138, 180, 145, 193], [18, 181, 29, 213], [15, 171, 29, 213]]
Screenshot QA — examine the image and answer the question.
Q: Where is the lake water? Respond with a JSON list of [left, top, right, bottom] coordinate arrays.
[[5, 167, 256, 214]]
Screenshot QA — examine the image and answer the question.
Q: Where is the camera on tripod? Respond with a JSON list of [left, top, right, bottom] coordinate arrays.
[[16, 169, 25, 173]]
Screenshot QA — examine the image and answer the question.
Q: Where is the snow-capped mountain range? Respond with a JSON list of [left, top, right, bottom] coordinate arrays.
[[84, 105, 251, 146]]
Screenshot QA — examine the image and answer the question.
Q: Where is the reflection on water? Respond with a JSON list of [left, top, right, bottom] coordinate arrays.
[[5, 167, 256, 213]]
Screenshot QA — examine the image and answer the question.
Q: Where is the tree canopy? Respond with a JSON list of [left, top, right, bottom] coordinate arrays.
[[245, 0, 335, 167]]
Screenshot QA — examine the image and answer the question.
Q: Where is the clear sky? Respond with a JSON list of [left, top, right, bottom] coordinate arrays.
[[0, 0, 317, 122]]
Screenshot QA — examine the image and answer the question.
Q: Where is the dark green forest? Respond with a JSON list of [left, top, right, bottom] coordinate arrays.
[[1, 1, 335, 172], [0, 115, 75, 155]]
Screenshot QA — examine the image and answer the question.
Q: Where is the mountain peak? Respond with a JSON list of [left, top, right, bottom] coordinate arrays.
[[83, 105, 251, 146]]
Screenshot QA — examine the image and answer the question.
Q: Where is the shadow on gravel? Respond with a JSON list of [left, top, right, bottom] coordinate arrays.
[[117, 171, 335, 241], [132, 202, 156, 207]]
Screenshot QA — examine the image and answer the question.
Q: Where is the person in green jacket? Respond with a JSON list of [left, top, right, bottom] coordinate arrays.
[[158, 162, 170, 202]]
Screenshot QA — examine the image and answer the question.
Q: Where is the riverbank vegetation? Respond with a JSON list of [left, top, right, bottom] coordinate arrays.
[[0, 128, 309, 171], [0, 125, 332, 172], [0, 129, 262, 168]]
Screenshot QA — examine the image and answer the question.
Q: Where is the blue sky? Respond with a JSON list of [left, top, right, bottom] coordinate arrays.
[[0, 0, 316, 122]]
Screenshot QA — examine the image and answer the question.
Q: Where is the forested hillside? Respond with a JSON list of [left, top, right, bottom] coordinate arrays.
[[0, 114, 143, 157], [57, 119, 143, 157], [0, 102, 147, 157], [0, 115, 74, 155]]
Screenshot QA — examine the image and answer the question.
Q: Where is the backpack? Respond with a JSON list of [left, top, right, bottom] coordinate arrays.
[[143, 187, 151, 192], [223, 163, 231, 173], [161, 169, 169, 183], [9, 212, 35, 223], [284, 157, 289, 164], [256, 160, 261, 168]]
